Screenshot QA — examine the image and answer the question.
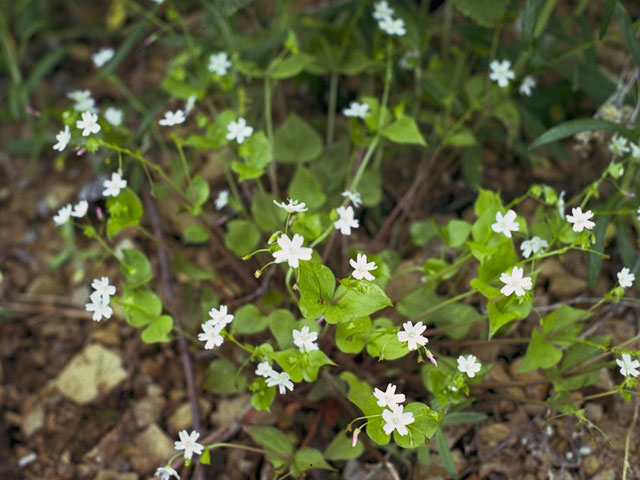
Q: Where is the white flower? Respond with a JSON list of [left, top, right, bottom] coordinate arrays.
[[184, 95, 197, 115], [266, 371, 294, 394], [491, 210, 519, 238], [489, 60, 515, 88], [154, 467, 180, 480], [617, 267, 635, 289], [159, 109, 186, 127], [215, 190, 229, 210], [350, 253, 377, 281], [457, 354, 482, 378], [274, 198, 308, 213], [255, 361, 275, 378], [198, 321, 225, 349], [630, 143, 640, 160], [382, 405, 414, 436], [373, 384, 405, 409], [92, 48, 114, 68], [76, 111, 101, 136], [91, 277, 116, 298], [399, 49, 420, 70], [104, 107, 123, 127], [566, 207, 595, 232], [71, 200, 89, 218], [152, 0, 164, 4], [226, 117, 253, 144], [637, 206, 640, 221], [103, 172, 127, 197], [500, 266, 533, 297], [343, 101, 370, 119], [272, 233, 313, 269], [373, 1, 394, 21], [208, 52, 232, 76], [207, 304, 234, 329], [53, 204, 73, 226], [334, 205, 359, 235], [520, 236, 548, 259], [609, 134, 630, 156], [174, 430, 204, 461], [85, 291, 113, 322], [519, 75, 537, 96], [397, 321, 428, 351], [378, 16, 406, 36], [342, 190, 362, 207], [67, 90, 96, 112], [292, 326, 319, 353], [616, 353, 640, 378], [558, 191, 566, 219], [53, 126, 71, 152]]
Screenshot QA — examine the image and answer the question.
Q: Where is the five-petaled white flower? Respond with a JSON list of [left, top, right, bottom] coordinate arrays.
[[103, 172, 127, 197], [489, 60, 515, 88], [373, 384, 406, 409], [342, 190, 362, 207], [215, 190, 229, 210], [92, 47, 114, 68], [334, 205, 359, 235], [519, 76, 537, 96], [373, 1, 394, 21], [85, 291, 113, 322], [226, 117, 253, 144], [174, 430, 204, 461], [630, 142, 640, 160], [198, 321, 225, 349], [274, 198, 308, 213], [292, 326, 319, 353], [616, 353, 640, 378], [104, 107, 123, 127], [272, 233, 313, 269], [208, 52, 232, 76], [397, 321, 428, 351], [208, 304, 234, 329], [91, 277, 116, 298], [350, 253, 377, 281], [457, 354, 482, 378], [159, 109, 186, 127], [500, 266, 533, 297], [382, 405, 414, 436], [68, 90, 96, 112], [520, 236, 548, 259], [609, 134, 630, 156], [53, 204, 73, 226], [491, 210, 519, 238], [53, 126, 71, 152], [255, 361, 275, 378], [566, 207, 595, 232], [71, 200, 89, 218], [154, 466, 180, 480], [378, 16, 406, 36], [266, 370, 294, 394], [617, 267, 635, 289], [343, 101, 370, 119], [76, 111, 101, 136]]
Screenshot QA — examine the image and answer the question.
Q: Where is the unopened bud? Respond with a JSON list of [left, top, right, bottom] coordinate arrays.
[[254, 270, 262, 279], [428, 353, 438, 367], [352, 428, 361, 447]]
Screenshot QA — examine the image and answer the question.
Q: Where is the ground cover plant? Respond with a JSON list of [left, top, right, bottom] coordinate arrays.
[[1, 0, 640, 478]]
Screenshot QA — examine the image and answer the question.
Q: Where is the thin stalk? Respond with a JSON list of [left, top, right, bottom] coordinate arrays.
[[326, 72, 338, 147], [264, 77, 278, 196]]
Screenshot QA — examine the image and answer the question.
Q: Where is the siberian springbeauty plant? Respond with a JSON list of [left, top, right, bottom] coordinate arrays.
[[41, 0, 640, 478]]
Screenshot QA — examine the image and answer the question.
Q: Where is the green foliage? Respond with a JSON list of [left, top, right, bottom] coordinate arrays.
[[274, 114, 323, 164], [106, 188, 142, 239], [223, 220, 261, 257]]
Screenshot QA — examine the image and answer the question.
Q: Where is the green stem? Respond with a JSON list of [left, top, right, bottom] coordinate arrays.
[[326, 72, 338, 147], [409, 290, 476, 322], [206, 442, 291, 459], [264, 77, 278, 196]]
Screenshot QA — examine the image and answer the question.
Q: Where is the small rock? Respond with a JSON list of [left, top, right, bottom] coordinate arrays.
[[133, 389, 166, 428], [477, 423, 512, 457], [584, 402, 603, 423], [168, 400, 211, 434], [210, 395, 250, 427], [92, 321, 121, 347], [130, 424, 174, 475], [592, 468, 616, 480], [95, 469, 138, 480], [22, 404, 44, 437], [26, 275, 63, 296], [582, 454, 599, 476]]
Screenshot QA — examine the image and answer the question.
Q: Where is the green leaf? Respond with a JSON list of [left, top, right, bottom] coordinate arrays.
[[247, 425, 293, 469], [231, 304, 268, 335], [380, 116, 426, 146], [288, 166, 326, 210], [186, 175, 209, 208], [451, 0, 509, 27], [324, 432, 363, 461], [435, 428, 457, 478], [522, 0, 541, 46], [302, 349, 335, 382], [519, 329, 563, 373], [488, 299, 531, 337], [324, 280, 392, 324], [273, 349, 304, 382], [530, 119, 634, 149], [250, 379, 276, 411], [251, 191, 286, 232], [223, 220, 261, 257], [297, 258, 335, 319], [339, 49, 372, 75], [274, 113, 323, 163], [182, 224, 210, 245], [141, 315, 173, 343], [615, 4, 640, 67], [441, 411, 488, 426], [120, 249, 152, 285], [395, 402, 441, 449], [200, 448, 211, 465], [410, 220, 439, 246], [106, 188, 143, 239], [445, 219, 471, 248], [122, 289, 162, 327], [171, 254, 216, 280], [366, 327, 409, 360], [204, 358, 247, 395], [268, 309, 298, 349], [293, 448, 335, 473], [600, 0, 617, 38], [205, 110, 236, 148], [336, 316, 371, 354], [234, 131, 273, 181], [269, 54, 311, 79], [340, 371, 379, 416]]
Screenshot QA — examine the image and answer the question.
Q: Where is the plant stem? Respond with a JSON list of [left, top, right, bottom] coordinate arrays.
[[264, 77, 278, 196], [326, 72, 338, 147]]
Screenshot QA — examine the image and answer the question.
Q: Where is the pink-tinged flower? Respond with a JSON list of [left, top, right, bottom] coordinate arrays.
[[500, 266, 532, 297], [373, 383, 406, 409], [491, 210, 519, 238]]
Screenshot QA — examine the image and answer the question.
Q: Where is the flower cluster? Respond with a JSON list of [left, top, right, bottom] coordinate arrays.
[[397, 321, 428, 351], [53, 199, 88, 226], [85, 277, 116, 322], [255, 361, 294, 394], [373, 1, 406, 36], [373, 383, 414, 436], [198, 305, 234, 349], [457, 354, 482, 378]]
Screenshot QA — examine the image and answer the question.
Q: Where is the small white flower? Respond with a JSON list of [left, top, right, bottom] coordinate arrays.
[[343, 101, 370, 119], [630, 143, 640, 160], [616, 353, 640, 378], [637, 206, 640, 221], [215, 190, 229, 210], [152, 0, 164, 4], [520, 236, 548, 259], [103, 172, 127, 197], [397, 321, 428, 351], [399, 49, 420, 70], [382, 405, 414, 436], [85, 291, 113, 322], [207, 304, 234, 329], [373, 383, 406, 409], [71, 200, 89, 218], [273, 198, 308, 213], [266, 371, 294, 394], [292, 325, 319, 353], [174, 430, 204, 461], [68, 90, 96, 112], [208, 52, 232, 76], [272, 233, 313, 269], [76, 111, 101, 136], [489, 60, 515, 88], [378, 16, 406, 36], [53, 204, 73, 226], [350, 253, 377, 281], [53, 126, 71, 152], [617, 267, 635, 289], [184, 95, 197, 115], [558, 191, 566, 219], [342, 190, 362, 207], [566, 207, 595, 232], [255, 361, 275, 378], [373, 1, 394, 21], [226, 117, 253, 144], [457, 354, 482, 378], [104, 107, 123, 127], [519, 75, 537, 96], [92, 47, 114, 68], [491, 210, 519, 238], [609, 134, 630, 156], [500, 266, 533, 297], [154, 466, 180, 480], [334, 205, 359, 235], [198, 321, 225, 349], [159, 109, 186, 127], [91, 277, 116, 298]]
